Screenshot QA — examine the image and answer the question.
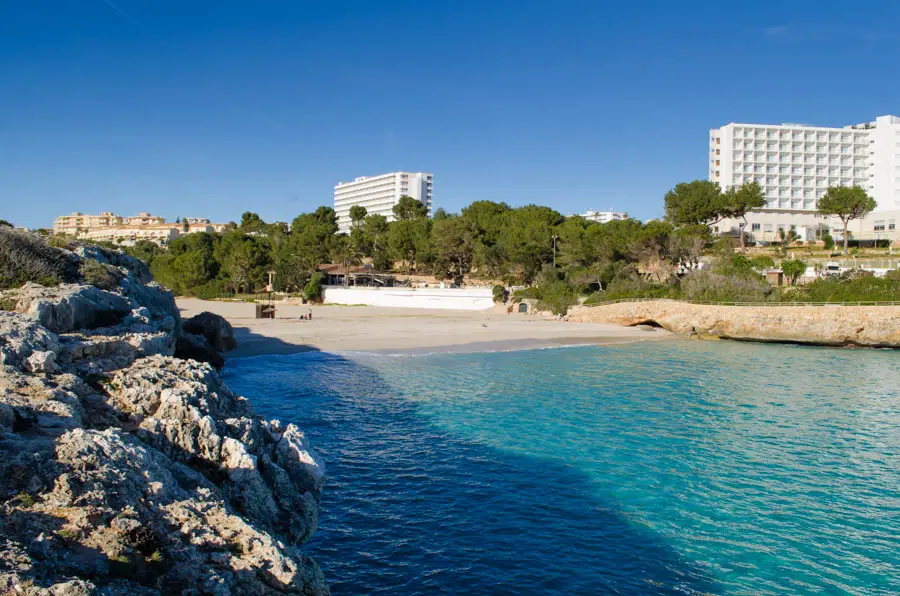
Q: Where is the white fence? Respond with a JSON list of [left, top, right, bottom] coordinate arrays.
[[323, 286, 495, 311]]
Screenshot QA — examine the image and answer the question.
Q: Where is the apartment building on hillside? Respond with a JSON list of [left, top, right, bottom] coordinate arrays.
[[52, 211, 226, 246], [334, 172, 433, 233]]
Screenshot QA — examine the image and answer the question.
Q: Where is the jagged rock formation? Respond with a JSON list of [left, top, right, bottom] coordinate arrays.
[[175, 312, 237, 370], [183, 312, 237, 353], [0, 235, 328, 594], [568, 300, 900, 348]]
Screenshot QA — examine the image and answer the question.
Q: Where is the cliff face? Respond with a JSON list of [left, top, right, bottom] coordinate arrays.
[[0, 238, 327, 594], [568, 300, 900, 348]]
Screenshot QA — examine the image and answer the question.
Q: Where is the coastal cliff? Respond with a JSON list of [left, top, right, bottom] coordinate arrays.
[[568, 300, 900, 348], [0, 232, 327, 594]]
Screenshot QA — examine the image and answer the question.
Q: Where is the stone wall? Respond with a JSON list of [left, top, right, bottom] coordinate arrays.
[[567, 300, 900, 348]]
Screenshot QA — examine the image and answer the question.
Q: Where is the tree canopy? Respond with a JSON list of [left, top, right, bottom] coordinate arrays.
[[817, 186, 877, 253]]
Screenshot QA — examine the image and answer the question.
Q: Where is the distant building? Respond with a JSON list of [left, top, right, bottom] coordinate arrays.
[[578, 210, 628, 224], [52, 211, 226, 246], [334, 172, 433, 233], [53, 212, 124, 236], [710, 115, 900, 243]]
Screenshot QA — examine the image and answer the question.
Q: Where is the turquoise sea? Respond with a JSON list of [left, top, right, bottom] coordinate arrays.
[[224, 341, 900, 595]]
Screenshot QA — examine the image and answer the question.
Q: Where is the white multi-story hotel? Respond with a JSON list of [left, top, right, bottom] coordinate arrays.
[[578, 210, 629, 224], [333, 172, 433, 233], [710, 115, 900, 243]]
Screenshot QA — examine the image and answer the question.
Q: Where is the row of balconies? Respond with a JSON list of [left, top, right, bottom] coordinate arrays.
[[731, 144, 866, 155], [729, 129, 867, 143], [729, 161, 863, 171], [729, 155, 865, 165], [734, 176, 858, 187]]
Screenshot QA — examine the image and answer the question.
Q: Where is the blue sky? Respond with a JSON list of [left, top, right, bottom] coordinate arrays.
[[2, 0, 900, 228]]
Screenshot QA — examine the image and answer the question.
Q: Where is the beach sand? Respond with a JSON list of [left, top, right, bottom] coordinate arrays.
[[177, 298, 674, 358]]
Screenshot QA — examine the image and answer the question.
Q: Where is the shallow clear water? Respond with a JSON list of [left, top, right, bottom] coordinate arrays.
[[224, 341, 900, 595]]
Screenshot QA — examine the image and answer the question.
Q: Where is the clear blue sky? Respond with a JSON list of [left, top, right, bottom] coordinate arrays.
[[2, 0, 900, 229]]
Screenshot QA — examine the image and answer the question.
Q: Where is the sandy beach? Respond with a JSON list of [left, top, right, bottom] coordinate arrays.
[[176, 298, 673, 358]]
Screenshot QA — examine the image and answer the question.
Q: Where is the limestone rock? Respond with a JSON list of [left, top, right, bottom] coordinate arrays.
[[0, 312, 61, 373], [183, 311, 238, 352], [7, 282, 131, 334], [104, 356, 324, 545], [0, 238, 328, 593], [175, 331, 225, 369], [568, 300, 900, 347]]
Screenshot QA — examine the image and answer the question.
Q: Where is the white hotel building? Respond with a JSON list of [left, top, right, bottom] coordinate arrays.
[[710, 115, 900, 243], [579, 210, 629, 223], [334, 172, 433, 233]]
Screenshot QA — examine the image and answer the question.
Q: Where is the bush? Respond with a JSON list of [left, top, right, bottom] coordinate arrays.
[[822, 233, 834, 250], [80, 259, 124, 292], [536, 280, 578, 315], [190, 279, 232, 300], [511, 287, 541, 302], [884, 269, 900, 282], [680, 270, 772, 302], [583, 278, 677, 304], [794, 277, 900, 302], [780, 260, 807, 286], [492, 284, 507, 303], [749, 255, 775, 270], [303, 272, 325, 302], [713, 254, 754, 277], [0, 228, 81, 289]]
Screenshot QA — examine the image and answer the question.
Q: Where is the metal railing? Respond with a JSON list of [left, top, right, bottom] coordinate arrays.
[[581, 298, 900, 308]]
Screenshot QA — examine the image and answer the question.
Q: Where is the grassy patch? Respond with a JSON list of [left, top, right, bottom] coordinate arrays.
[[15, 492, 36, 508]]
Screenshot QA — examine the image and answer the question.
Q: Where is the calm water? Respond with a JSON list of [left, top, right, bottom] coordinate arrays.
[[224, 341, 900, 595]]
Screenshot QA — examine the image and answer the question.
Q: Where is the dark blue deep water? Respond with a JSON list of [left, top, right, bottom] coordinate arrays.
[[224, 341, 900, 595]]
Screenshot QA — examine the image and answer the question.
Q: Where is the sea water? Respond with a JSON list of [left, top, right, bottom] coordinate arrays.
[[224, 341, 900, 595]]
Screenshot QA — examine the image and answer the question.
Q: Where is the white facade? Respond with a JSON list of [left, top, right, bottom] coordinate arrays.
[[579, 210, 628, 223], [334, 172, 433, 233], [710, 115, 900, 244], [323, 286, 493, 310]]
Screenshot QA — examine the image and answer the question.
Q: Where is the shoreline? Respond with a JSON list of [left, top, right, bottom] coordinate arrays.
[[176, 298, 675, 358], [226, 333, 676, 360]]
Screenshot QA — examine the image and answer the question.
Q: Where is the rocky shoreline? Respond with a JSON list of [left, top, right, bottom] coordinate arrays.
[[568, 300, 900, 348], [0, 235, 328, 594]]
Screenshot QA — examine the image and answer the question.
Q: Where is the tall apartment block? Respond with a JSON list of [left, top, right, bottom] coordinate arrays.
[[334, 172, 433, 233], [710, 115, 900, 242]]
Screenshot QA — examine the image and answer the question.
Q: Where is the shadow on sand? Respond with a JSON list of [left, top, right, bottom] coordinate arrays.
[[224, 330, 720, 595]]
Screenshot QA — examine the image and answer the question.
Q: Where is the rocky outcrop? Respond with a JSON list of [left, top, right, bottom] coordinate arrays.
[[183, 312, 237, 353], [568, 300, 900, 348], [175, 312, 237, 370], [0, 235, 327, 594]]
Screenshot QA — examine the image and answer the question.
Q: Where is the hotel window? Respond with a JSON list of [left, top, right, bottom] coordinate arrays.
[[764, 224, 774, 233], [751, 223, 761, 231], [874, 221, 886, 231], [889, 220, 896, 230]]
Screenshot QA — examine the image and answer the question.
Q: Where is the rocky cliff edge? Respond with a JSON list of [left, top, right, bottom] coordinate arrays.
[[568, 300, 900, 348], [0, 233, 327, 594]]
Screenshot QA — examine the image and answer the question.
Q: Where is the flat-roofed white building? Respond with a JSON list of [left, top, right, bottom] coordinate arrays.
[[710, 115, 900, 243], [334, 172, 433, 233], [579, 210, 628, 224]]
